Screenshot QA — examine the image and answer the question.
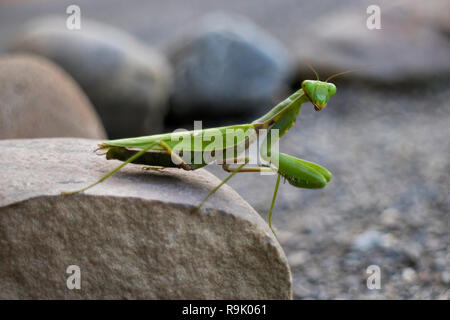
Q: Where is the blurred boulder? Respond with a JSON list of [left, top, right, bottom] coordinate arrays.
[[0, 54, 106, 139], [12, 17, 172, 138], [292, 3, 450, 84], [403, 0, 450, 36], [166, 13, 291, 121], [0, 138, 292, 299]]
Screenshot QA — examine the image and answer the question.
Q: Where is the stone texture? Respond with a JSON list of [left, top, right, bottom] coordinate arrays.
[[0, 54, 106, 139], [0, 138, 292, 299], [12, 17, 172, 138], [166, 13, 290, 121]]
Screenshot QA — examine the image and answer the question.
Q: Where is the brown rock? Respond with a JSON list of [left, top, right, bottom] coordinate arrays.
[[0, 54, 106, 139], [12, 17, 172, 138], [0, 138, 292, 299]]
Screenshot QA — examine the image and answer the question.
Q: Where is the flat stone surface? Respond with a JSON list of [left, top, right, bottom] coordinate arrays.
[[0, 138, 292, 299]]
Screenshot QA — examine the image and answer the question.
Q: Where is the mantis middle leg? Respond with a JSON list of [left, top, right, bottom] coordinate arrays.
[[196, 156, 276, 209]]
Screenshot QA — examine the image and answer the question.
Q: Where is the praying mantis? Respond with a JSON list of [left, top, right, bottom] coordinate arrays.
[[63, 68, 350, 234]]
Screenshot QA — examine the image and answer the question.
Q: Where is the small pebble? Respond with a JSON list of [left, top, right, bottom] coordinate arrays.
[[287, 251, 309, 267], [402, 268, 417, 283], [352, 230, 384, 251], [380, 208, 400, 226], [441, 271, 450, 284]]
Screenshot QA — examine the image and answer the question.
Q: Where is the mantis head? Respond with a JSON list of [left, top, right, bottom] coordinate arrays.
[[301, 80, 337, 111], [301, 63, 366, 111]]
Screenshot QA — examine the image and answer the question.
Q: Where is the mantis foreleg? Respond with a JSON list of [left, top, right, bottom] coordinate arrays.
[[258, 90, 331, 230]]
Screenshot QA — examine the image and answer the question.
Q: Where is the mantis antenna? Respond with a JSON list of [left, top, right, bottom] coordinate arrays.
[[304, 61, 320, 81], [325, 67, 370, 82]]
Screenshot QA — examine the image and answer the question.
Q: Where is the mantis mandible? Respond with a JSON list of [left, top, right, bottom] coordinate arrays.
[[63, 67, 350, 234]]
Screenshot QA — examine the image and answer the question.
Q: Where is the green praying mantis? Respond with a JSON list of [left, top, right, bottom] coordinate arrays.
[[63, 67, 353, 234]]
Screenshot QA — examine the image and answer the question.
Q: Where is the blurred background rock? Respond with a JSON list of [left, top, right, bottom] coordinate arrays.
[[165, 13, 290, 126], [0, 54, 106, 139], [12, 17, 172, 139], [0, 0, 448, 299]]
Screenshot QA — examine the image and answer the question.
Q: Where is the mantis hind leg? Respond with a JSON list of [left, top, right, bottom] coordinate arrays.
[[61, 141, 189, 195]]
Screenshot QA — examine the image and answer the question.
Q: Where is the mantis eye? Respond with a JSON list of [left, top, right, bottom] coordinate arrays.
[[327, 83, 337, 96], [302, 80, 315, 96]]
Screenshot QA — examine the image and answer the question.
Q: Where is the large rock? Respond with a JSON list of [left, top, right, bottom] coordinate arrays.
[[12, 17, 172, 138], [166, 13, 291, 121], [403, 0, 450, 36], [0, 138, 292, 299], [0, 54, 106, 139], [291, 2, 450, 84]]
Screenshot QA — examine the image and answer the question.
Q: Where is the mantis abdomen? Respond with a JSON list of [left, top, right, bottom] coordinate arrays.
[[105, 146, 207, 170]]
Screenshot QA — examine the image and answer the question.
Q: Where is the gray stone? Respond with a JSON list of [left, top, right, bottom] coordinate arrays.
[[287, 251, 310, 268], [380, 207, 400, 227], [441, 271, 450, 285], [0, 54, 106, 139], [292, 3, 450, 84], [12, 17, 172, 138], [166, 13, 290, 120], [401, 268, 417, 283], [403, 0, 450, 35], [0, 138, 292, 299], [352, 230, 384, 251]]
